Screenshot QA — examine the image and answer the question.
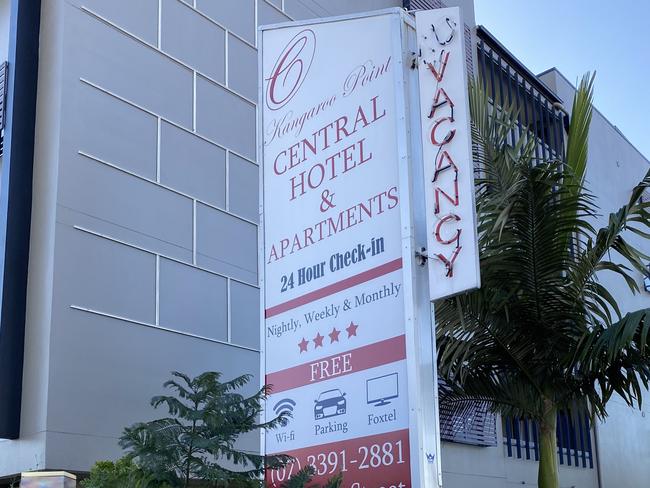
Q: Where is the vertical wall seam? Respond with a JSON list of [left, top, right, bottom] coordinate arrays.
[[227, 277, 232, 342], [192, 199, 197, 265], [225, 150, 230, 212], [192, 71, 197, 132], [224, 30, 229, 87], [254, 0, 258, 47], [155, 254, 160, 325], [156, 117, 161, 182], [157, 0, 162, 49]]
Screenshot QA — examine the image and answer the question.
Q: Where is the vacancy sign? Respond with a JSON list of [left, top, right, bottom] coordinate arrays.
[[416, 8, 480, 300], [260, 10, 438, 488]]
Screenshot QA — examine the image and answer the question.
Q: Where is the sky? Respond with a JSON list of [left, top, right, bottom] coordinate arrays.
[[474, 0, 650, 161]]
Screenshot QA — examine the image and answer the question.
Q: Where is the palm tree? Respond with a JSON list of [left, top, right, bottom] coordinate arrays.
[[436, 74, 650, 488]]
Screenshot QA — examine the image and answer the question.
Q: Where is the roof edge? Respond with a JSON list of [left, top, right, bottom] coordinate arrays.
[[476, 25, 561, 104], [538, 67, 650, 164]]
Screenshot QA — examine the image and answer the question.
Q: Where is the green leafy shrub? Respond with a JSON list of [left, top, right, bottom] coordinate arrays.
[[277, 466, 342, 488], [80, 456, 173, 488], [83, 372, 344, 487], [119, 372, 288, 487]]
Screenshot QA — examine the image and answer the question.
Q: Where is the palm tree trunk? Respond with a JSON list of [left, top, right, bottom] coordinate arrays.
[[538, 402, 559, 488]]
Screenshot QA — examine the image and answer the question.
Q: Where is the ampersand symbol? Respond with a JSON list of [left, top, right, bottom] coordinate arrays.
[[320, 189, 336, 213]]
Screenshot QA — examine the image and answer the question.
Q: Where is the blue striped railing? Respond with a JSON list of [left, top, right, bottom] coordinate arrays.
[[503, 412, 594, 469]]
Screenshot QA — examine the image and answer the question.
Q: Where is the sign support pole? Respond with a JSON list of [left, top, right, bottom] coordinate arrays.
[[394, 11, 444, 487]]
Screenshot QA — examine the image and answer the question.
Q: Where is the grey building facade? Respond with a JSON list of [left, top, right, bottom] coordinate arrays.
[[0, 1, 648, 487], [0, 0, 405, 478]]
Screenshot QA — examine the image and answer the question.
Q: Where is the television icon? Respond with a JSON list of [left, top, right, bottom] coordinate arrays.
[[366, 373, 399, 407]]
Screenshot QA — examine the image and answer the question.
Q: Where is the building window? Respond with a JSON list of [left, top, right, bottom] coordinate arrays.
[[438, 381, 498, 447], [503, 412, 594, 468], [476, 27, 566, 162], [0, 60, 8, 157]]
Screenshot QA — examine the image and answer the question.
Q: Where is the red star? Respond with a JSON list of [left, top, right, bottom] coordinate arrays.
[[346, 321, 358, 338], [329, 327, 341, 343], [298, 337, 309, 353], [313, 332, 324, 348]]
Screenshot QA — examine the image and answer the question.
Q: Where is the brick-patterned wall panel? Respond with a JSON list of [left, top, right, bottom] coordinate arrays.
[[37, 0, 405, 472]]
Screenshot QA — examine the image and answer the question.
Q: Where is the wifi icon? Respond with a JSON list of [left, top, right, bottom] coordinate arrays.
[[273, 398, 296, 426]]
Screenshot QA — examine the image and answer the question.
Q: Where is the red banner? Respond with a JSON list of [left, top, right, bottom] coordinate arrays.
[[266, 335, 406, 394], [267, 429, 411, 488]]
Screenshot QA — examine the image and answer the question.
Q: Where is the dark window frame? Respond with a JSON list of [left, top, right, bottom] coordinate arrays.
[[503, 412, 595, 469], [0, 0, 41, 440]]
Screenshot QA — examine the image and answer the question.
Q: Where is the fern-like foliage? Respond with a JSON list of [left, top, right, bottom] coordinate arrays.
[[119, 372, 290, 488]]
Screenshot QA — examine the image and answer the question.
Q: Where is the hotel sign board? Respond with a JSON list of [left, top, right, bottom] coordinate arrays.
[[259, 7, 474, 488], [415, 8, 480, 300]]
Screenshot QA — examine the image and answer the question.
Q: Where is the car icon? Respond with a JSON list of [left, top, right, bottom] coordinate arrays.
[[314, 389, 347, 420]]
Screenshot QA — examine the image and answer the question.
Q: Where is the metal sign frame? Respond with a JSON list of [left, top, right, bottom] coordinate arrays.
[[258, 8, 443, 487], [415, 7, 480, 301]]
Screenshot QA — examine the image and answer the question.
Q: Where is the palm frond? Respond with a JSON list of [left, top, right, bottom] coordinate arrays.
[[565, 72, 595, 185], [438, 74, 650, 431]]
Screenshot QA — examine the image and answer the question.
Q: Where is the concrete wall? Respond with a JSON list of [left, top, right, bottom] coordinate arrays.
[[0, 0, 62, 475], [1, 0, 405, 477], [0, 0, 9, 64], [540, 67, 650, 488], [441, 425, 598, 488]]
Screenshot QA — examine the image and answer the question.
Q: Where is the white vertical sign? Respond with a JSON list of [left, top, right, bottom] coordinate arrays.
[[259, 8, 440, 488], [416, 8, 480, 300]]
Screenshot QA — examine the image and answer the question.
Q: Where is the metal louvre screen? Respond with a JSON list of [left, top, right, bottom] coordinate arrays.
[[0, 61, 7, 127], [405, 0, 446, 9], [503, 412, 594, 468], [0, 61, 7, 156], [438, 381, 497, 446], [475, 32, 566, 161]]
